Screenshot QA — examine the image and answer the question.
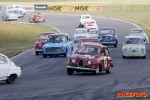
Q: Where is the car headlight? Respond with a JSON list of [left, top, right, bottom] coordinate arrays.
[[88, 61, 91, 65], [38, 43, 42, 48], [141, 48, 145, 53], [72, 59, 75, 63], [123, 48, 127, 53], [61, 46, 65, 50]]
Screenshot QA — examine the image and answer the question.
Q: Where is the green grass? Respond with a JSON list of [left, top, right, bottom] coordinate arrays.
[[0, 21, 58, 58]]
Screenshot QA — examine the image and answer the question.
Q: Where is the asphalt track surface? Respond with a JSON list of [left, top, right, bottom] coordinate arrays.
[[0, 12, 150, 100]]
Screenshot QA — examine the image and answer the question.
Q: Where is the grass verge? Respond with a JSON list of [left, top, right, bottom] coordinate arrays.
[[0, 21, 58, 58]]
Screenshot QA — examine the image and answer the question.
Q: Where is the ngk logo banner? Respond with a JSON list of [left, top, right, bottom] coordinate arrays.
[[48, 5, 102, 11]]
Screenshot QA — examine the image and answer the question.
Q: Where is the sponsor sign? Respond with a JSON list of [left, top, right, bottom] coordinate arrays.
[[48, 5, 102, 11], [22, 5, 34, 11], [7, 5, 34, 11], [34, 5, 48, 10]]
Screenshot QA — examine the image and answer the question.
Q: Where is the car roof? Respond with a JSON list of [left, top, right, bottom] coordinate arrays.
[[86, 19, 96, 22], [0, 53, 8, 58], [76, 28, 87, 31], [79, 38, 100, 41], [125, 35, 143, 39], [50, 33, 69, 36], [40, 32, 56, 35], [99, 27, 115, 30], [80, 44, 105, 49], [131, 28, 143, 31]]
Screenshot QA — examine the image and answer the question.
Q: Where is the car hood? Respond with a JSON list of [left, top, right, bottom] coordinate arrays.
[[44, 42, 67, 48], [88, 34, 98, 38]]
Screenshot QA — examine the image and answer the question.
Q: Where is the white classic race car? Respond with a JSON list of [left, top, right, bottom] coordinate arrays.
[[130, 28, 147, 42], [79, 15, 92, 28], [88, 29, 99, 38], [0, 53, 21, 84], [7, 5, 26, 15], [84, 19, 98, 32], [74, 28, 88, 42]]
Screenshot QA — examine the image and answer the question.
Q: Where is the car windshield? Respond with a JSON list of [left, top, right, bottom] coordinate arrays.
[[80, 41, 99, 45], [76, 30, 87, 34], [49, 35, 67, 43], [82, 16, 91, 19], [87, 21, 95, 24], [77, 46, 100, 55], [86, 16, 91, 19], [132, 30, 143, 33], [99, 29, 115, 34], [125, 38, 143, 44], [39, 34, 50, 40], [89, 30, 98, 34], [6, 11, 14, 14]]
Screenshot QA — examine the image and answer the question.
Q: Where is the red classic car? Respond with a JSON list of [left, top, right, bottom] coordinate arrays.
[[84, 19, 98, 31], [35, 32, 56, 55], [77, 38, 101, 48], [67, 44, 113, 75], [29, 12, 45, 23]]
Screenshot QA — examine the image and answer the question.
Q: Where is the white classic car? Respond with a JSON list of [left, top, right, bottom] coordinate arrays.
[[79, 15, 92, 28], [88, 29, 99, 38], [0, 53, 21, 84], [130, 28, 146, 42], [122, 35, 146, 59], [84, 19, 98, 32], [74, 28, 88, 42], [7, 5, 26, 15]]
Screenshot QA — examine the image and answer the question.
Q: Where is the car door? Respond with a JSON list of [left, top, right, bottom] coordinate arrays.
[[0, 55, 10, 80], [101, 48, 107, 69]]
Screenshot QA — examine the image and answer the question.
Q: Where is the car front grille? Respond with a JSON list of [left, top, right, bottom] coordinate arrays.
[[78, 60, 84, 67], [46, 47, 62, 52], [102, 37, 114, 42]]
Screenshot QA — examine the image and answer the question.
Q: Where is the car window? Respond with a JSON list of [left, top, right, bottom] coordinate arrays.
[[87, 21, 95, 24], [75, 30, 87, 34], [39, 34, 50, 40], [49, 35, 67, 43], [132, 30, 143, 33], [77, 46, 100, 55], [89, 30, 98, 34], [80, 41, 99, 45], [0, 55, 8, 64], [101, 48, 105, 55], [105, 48, 109, 56], [125, 38, 143, 44], [99, 29, 115, 34]]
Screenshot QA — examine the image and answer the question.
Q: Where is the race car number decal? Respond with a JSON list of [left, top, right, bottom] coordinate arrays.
[[104, 57, 107, 68]]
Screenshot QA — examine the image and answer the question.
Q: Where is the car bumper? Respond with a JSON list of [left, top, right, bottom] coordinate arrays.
[[34, 19, 45, 21], [101, 42, 116, 45], [67, 66, 97, 72], [35, 49, 42, 52], [8, 18, 18, 20], [123, 51, 146, 57], [42, 51, 66, 55]]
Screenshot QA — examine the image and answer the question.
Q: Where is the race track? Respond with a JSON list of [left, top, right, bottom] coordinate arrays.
[[0, 12, 150, 100]]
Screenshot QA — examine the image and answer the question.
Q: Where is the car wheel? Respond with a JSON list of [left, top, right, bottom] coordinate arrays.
[[106, 67, 111, 73], [143, 55, 146, 59], [6, 74, 17, 84], [43, 54, 47, 58], [122, 55, 125, 59], [93, 66, 99, 75], [67, 68, 74, 75], [64, 49, 67, 57], [114, 43, 117, 47], [35, 51, 39, 55]]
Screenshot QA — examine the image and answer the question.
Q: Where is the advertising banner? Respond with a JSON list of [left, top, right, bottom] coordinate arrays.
[[34, 5, 48, 10], [22, 5, 34, 11], [48, 5, 102, 11]]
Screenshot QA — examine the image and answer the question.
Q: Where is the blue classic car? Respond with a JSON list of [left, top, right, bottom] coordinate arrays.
[[97, 27, 118, 47], [42, 33, 73, 58]]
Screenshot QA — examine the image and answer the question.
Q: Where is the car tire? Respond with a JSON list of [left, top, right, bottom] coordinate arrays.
[[106, 67, 111, 73], [143, 55, 146, 59], [122, 55, 125, 59], [43, 54, 47, 58], [93, 66, 99, 75], [6, 74, 17, 84], [114, 43, 117, 47], [35, 51, 39, 55], [64, 49, 67, 57], [67, 68, 74, 75]]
